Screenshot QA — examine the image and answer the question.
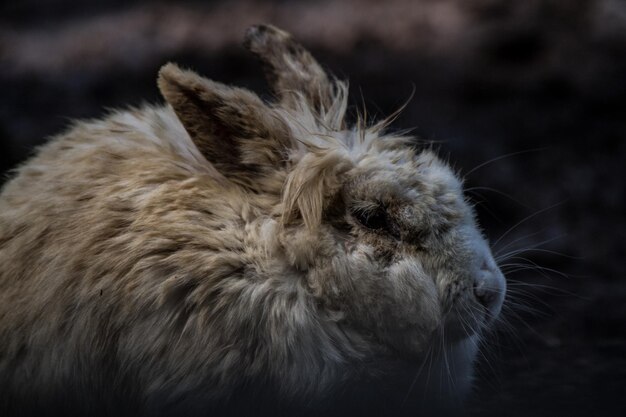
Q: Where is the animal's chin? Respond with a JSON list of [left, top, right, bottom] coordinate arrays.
[[440, 305, 495, 346], [383, 329, 467, 362], [444, 326, 473, 344], [374, 302, 498, 360]]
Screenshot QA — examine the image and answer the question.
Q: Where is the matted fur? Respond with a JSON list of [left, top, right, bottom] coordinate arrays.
[[0, 25, 505, 416]]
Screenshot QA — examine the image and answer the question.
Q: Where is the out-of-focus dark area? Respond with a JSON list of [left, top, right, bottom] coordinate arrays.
[[1, 0, 624, 415]]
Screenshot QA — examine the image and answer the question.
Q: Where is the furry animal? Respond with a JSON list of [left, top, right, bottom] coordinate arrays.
[[0, 25, 506, 417]]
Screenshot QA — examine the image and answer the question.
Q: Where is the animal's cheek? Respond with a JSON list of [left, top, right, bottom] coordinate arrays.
[[305, 246, 378, 300], [309, 253, 443, 355], [349, 259, 442, 355], [384, 259, 441, 332]]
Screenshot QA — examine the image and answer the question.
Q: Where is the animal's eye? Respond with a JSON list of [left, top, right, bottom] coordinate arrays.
[[353, 206, 389, 231]]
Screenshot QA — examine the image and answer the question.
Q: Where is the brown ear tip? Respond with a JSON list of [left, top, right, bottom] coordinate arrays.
[[243, 24, 290, 52], [243, 25, 266, 52], [158, 62, 183, 83], [157, 63, 192, 98]]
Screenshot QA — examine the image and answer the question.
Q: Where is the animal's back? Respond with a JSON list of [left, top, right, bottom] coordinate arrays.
[[0, 107, 248, 414]]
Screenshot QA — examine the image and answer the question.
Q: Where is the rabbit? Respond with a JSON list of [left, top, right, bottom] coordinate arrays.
[[0, 24, 506, 417]]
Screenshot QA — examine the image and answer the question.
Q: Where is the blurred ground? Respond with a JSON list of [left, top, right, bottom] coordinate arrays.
[[1, 0, 625, 415]]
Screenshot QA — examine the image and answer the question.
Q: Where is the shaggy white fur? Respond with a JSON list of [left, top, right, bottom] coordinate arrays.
[[0, 24, 505, 416]]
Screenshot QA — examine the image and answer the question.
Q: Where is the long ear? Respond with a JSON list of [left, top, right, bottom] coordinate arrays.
[[158, 63, 290, 190], [244, 24, 336, 114]]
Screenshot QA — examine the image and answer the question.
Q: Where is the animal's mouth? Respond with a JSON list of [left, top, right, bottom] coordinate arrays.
[[451, 256, 507, 338], [440, 308, 481, 345], [440, 281, 506, 345]]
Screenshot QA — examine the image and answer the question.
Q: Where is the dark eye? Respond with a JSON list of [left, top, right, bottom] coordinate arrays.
[[353, 206, 389, 231]]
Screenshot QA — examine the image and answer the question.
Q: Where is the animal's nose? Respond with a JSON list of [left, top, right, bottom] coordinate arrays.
[[473, 259, 506, 317]]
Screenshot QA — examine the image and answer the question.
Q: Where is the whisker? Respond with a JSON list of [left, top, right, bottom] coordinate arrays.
[[492, 202, 565, 249], [502, 297, 552, 317], [463, 147, 547, 178], [498, 305, 547, 342], [401, 343, 434, 406], [508, 247, 580, 260], [460, 306, 502, 392], [467, 192, 506, 224], [440, 326, 457, 396], [499, 262, 563, 276], [422, 338, 436, 403], [491, 229, 548, 258], [507, 281, 585, 299], [496, 241, 572, 263], [495, 236, 566, 266], [501, 256, 570, 280], [465, 186, 532, 210], [491, 314, 528, 357]]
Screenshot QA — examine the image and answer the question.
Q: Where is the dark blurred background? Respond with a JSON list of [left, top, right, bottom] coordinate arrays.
[[1, 0, 624, 415]]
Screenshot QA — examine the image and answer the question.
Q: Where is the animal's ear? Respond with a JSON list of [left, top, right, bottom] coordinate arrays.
[[157, 63, 290, 190], [244, 25, 337, 117]]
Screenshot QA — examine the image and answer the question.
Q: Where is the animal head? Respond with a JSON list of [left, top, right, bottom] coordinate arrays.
[[157, 24, 505, 360]]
